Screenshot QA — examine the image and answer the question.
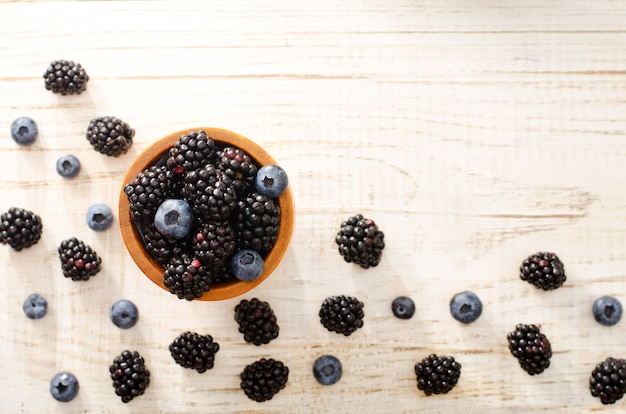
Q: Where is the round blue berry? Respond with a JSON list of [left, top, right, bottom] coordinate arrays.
[[450, 290, 483, 324], [86, 203, 113, 231], [592, 295, 622, 326], [154, 199, 193, 240], [56, 154, 81, 178], [23, 293, 47, 319], [231, 249, 264, 282], [255, 164, 288, 198], [313, 355, 342, 386], [110, 299, 139, 329], [391, 296, 415, 320], [50, 372, 79, 402], [10, 117, 38, 146]]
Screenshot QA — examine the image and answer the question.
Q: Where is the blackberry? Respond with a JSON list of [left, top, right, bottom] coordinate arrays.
[[520, 252, 566, 290], [335, 214, 385, 269], [58, 237, 102, 281], [507, 323, 552, 375], [140, 222, 191, 266], [589, 357, 626, 405], [182, 165, 237, 222], [169, 331, 220, 373], [86, 116, 134, 157], [43, 59, 89, 95], [192, 221, 236, 267], [319, 295, 364, 336], [109, 350, 150, 403], [240, 358, 289, 402], [166, 130, 216, 173], [232, 193, 280, 254], [215, 146, 258, 194], [163, 254, 212, 301], [0, 207, 43, 251], [234, 298, 279, 345], [210, 265, 237, 285], [124, 165, 172, 223], [415, 354, 462, 396]]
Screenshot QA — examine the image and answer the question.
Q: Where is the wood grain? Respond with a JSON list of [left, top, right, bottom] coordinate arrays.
[[2, 1, 626, 413]]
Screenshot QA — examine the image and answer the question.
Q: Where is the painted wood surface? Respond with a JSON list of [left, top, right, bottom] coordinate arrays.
[[1, 1, 626, 413]]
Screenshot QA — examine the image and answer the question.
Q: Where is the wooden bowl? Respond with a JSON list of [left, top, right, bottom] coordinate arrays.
[[118, 127, 294, 301]]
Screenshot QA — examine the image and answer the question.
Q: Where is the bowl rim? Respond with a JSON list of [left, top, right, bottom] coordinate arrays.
[[118, 127, 294, 301]]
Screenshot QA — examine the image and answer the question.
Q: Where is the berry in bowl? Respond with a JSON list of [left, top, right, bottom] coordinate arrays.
[[119, 127, 294, 301]]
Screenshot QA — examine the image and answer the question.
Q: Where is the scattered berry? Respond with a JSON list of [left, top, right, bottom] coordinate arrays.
[[58, 237, 102, 281], [109, 350, 150, 403], [0, 207, 43, 251], [592, 295, 623, 326], [255, 164, 288, 198], [520, 252, 566, 290], [86, 116, 134, 157], [232, 192, 280, 254], [507, 323, 552, 375], [55, 154, 81, 178], [23, 293, 47, 319], [391, 296, 415, 320], [415, 354, 461, 396], [154, 199, 193, 240], [240, 358, 289, 402], [589, 357, 626, 405], [169, 331, 220, 373], [50, 372, 79, 402], [335, 214, 385, 269], [216, 146, 258, 194], [449, 291, 483, 324], [231, 249, 264, 282], [10, 116, 38, 146], [124, 165, 172, 223], [166, 130, 216, 173], [110, 299, 139, 329], [234, 298, 279, 345], [86, 203, 113, 231], [163, 254, 212, 301], [313, 355, 342, 386], [319, 295, 364, 336], [43, 59, 88, 95]]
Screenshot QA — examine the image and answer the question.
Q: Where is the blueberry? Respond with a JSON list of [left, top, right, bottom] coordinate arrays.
[[231, 249, 264, 282], [154, 199, 193, 240], [110, 299, 139, 329], [255, 164, 288, 198], [10, 117, 38, 146], [313, 355, 342, 386], [450, 290, 483, 324], [592, 295, 623, 326], [50, 372, 79, 402], [86, 203, 113, 231], [391, 296, 415, 319], [23, 293, 47, 319], [56, 154, 81, 178]]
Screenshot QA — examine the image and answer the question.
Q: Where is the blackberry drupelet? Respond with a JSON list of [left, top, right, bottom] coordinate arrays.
[[232, 192, 280, 254], [215, 146, 258, 194], [0, 207, 43, 251], [86, 116, 134, 157], [589, 357, 626, 405], [140, 222, 191, 266], [169, 331, 220, 373], [415, 354, 462, 396], [58, 237, 102, 281], [192, 221, 236, 267], [43, 59, 89, 95], [163, 254, 212, 301], [124, 165, 172, 223], [507, 323, 552, 375], [335, 214, 385, 269], [319, 295, 365, 336], [240, 358, 289, 402], [182, 165, 237, 222], [109, 350, 150, 403], [166, 130, 216, 173], [234, 298, 279, 345], [520, 252, 566, 290], [210, 265, 237, 286]]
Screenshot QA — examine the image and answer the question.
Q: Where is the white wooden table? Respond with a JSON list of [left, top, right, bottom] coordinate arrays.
[[2, 1, 626, 412]]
